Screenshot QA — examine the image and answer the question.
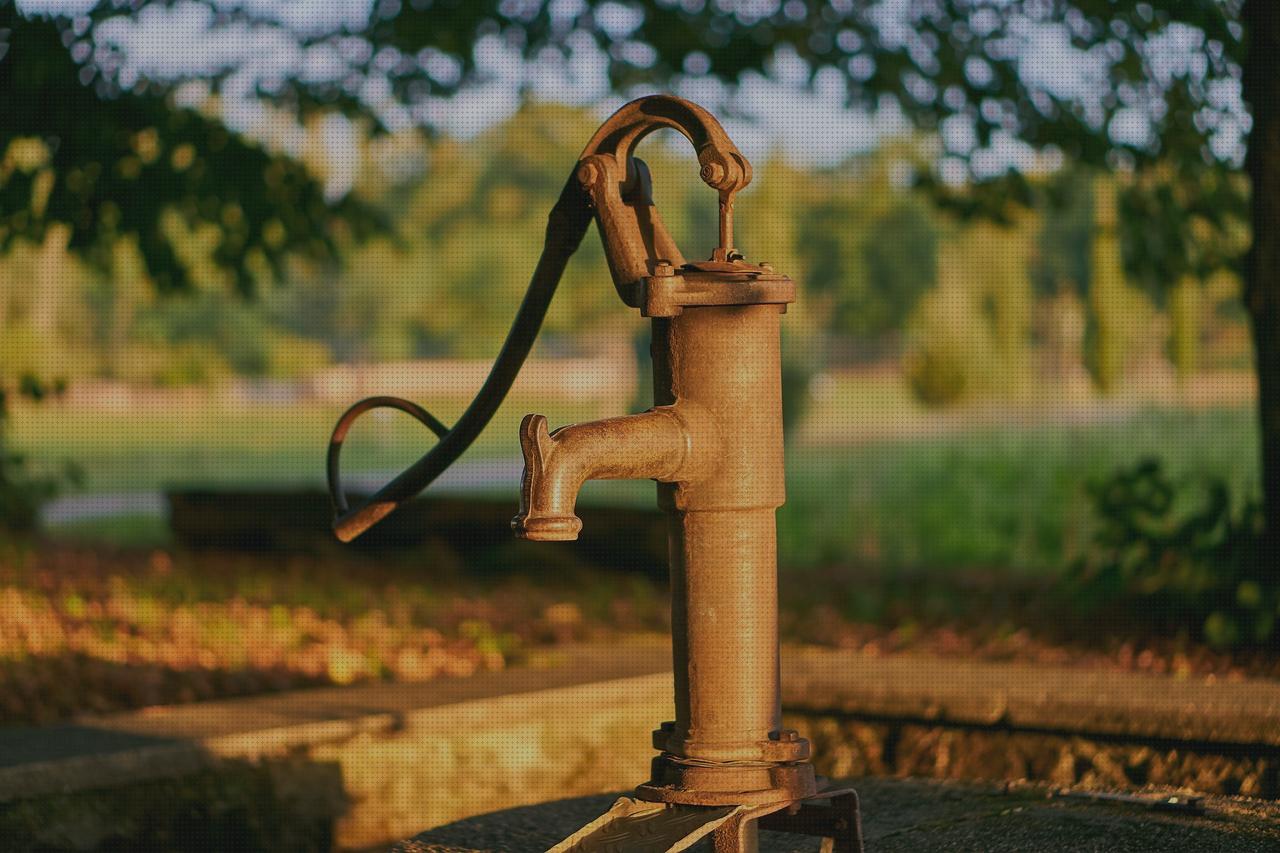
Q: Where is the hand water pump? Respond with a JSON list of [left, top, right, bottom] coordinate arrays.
[[328, 95, 863, 852]]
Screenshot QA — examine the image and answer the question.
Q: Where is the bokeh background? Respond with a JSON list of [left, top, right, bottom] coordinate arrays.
[[1, 0, 1274, 744]]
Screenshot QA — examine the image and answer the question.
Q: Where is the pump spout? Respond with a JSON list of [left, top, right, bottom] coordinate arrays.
[[512, 406, 718, 541]]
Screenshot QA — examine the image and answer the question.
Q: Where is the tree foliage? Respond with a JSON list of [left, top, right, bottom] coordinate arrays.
[[1, 3, 384, 293], [378, 1, 1242, 163], [2, 1, 1250, 292], [1074, 457, 1273, 647], [799, 153, 939, 343], [905, 215, 1037, 405]]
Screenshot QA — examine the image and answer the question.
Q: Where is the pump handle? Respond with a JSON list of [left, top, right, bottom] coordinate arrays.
[[328, 174, 593, 542], [327, 95, 748, 542]]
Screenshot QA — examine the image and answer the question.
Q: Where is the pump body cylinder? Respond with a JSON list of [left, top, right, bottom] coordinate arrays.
[[637, 304, 814, 806], [655, 304, 784, 759]]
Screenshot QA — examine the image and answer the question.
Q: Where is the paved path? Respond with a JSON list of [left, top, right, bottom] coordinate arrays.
[[39, 459, 527, 525]]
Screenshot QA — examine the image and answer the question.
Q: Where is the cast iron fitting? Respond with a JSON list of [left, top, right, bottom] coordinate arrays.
[[512, 403, 720, 542], [326, 94, 858, 850]]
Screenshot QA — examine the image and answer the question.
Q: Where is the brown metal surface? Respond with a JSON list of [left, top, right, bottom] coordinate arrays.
[[540, 790, 863, 853], [754, 789, 866, 853], [575, 95, 751, 300], [545, 797, 750, 853], [328, 94, 860, 851], [511, 97, 823, 816]]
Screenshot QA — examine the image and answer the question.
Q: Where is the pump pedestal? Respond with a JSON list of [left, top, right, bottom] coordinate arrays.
[[510, 98, 862, 852], [328, 94, 865, 853]]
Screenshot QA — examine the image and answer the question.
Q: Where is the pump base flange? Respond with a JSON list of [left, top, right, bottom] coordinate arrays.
[[635, 753, 817, 806]]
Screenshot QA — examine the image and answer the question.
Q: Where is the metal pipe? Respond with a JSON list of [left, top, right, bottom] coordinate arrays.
[[656, 303, 785, 763], [512, 405, 718, 542], [328, 173, 593, 543]]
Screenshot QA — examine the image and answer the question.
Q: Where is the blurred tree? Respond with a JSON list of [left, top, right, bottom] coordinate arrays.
[[6, 0, 1278, 557], [862, 202, 938, 337], [1034, 168, 1093, 301], [734, 156, 824, 429], [1030, 166, 1091, 384], [1169, 275, 1203, 381], [798, 150, 937, 356], [1033, 161, 1227, 388], [96, 235, 152, 377], [1087, 176, 1132, 393], [905, 237, 993, 407], [10, 1, 1248, 336], [0, 3, 383, 295], [905, 216, 1034, 405], [978, 215, 1037, 393], [1117, 160, 1248, 382], [262, 102, 623, 364]]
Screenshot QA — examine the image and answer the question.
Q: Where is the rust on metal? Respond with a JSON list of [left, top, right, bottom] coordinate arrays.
[[326, 94, 862, 851], [546, 797, 752, 853]]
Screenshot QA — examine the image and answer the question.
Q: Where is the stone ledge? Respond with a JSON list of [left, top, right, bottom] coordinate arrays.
[[783, 647, 1280, 747], [0, 640, 673, 849], [2, 642, 1279, 849], [0, 639, 671, 801]]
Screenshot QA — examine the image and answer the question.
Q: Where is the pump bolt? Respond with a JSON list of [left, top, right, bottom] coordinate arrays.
[[759, 261, 774, 272], [653, 260, 676, 277], [577, 160, 602, 188], [778, 729, 799, 743]]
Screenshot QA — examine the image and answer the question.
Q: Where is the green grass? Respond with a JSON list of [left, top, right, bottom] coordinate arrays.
[[783, 406, 1259, 575], [48, 514, 173, 549], [11, 395, 598, 495], [14, 387, 1261, 576]]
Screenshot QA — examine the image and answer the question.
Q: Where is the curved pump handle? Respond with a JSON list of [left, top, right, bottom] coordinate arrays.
[[579, 96, 751, 258], [327, 95, 748, 542], [575, 98, 753, 302], [326, 174, 592, 542]]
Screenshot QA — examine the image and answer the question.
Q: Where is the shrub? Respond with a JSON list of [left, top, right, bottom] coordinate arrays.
[[0, 377, 80, 536], [903, 280, 994, 407], [904, 223, 1034, 408], [1072, 458, 1274, 648]]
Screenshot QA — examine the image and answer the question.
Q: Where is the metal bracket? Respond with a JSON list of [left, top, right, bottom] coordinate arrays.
[[638, 269, 796, 317], [548, 789, 864, 853], [750, 789, 865, 853], [547, 797, 757, 853], [576, 95, 753, 303]]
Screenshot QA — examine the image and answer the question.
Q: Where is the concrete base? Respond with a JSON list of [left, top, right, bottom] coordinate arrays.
[[5, 643, 1279, 850], [402, 778, 1280, 852]]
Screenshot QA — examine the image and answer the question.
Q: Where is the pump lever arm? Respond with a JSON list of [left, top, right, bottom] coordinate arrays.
[[327, 94, 747, 542], [327, 173, 593, 542], [577, 95, 753, 295]]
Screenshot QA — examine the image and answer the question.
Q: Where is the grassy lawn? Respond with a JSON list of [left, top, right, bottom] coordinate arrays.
[[2, 376, 1268, 724], [10, 394, 601, 495], [784, 405, 1259, 575], [12, 379, 1262, 576]]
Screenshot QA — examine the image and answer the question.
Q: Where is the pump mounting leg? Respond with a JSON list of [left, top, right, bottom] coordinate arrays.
[[712, 789, 864, 853]]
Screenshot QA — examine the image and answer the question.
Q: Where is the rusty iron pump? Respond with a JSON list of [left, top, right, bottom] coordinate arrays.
[[328, 95, 863, 852]]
